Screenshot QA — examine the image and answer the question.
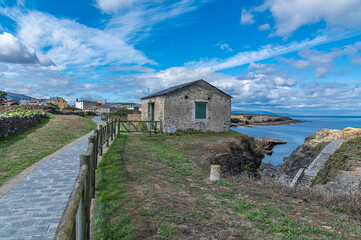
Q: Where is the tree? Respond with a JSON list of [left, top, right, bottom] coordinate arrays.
[[0, 91, 6, 105], [47, 102, 60, 110], [10, 101, 20, 105]]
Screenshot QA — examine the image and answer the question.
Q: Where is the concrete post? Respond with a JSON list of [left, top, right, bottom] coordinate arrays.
[[210, 165, 221, 181]]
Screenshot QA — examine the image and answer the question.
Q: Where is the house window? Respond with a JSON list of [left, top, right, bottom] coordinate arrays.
[[195, 102, 207, 119]]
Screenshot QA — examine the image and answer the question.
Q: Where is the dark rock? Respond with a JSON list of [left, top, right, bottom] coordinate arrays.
[[213, 136, 264, 175]]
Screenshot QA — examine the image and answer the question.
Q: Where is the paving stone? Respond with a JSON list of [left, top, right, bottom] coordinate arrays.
[[28, 213, 53, 219], [26, 234, 53, 240], [37, 218, 61, 226], [0, 117, 104, 238], [0, 230, 18, 238], [7, 219, 38, 229], [47, 225, 58, 235], [0, 237, 27, 240], [44, 205, 66, 212], [18, 226, 49, 236], [0, 214, 30, 223]]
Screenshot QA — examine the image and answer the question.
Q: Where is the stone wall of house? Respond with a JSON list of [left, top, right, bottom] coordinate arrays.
[[0, 105, 52, 113], [141, 96, 165, 122], [0, 113, 48, 138], [141, 82, 231, 132], [164, 83, 231, 132]]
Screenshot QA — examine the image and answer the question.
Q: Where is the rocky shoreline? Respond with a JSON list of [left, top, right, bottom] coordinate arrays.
[[231, 114, 302, 126], [278, 127, 361, 195]]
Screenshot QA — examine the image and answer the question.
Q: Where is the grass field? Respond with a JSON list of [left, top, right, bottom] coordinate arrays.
[[0, 114, 97, 186], [93, 132, 361, 240]]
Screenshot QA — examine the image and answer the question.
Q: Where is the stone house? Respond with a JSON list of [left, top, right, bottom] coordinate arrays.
[[141, 79, 231, 132], [47, 97, 68, 109], [96, 106, 117, 114]]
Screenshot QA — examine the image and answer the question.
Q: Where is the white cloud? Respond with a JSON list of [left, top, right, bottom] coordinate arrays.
[[114, 65, 156, 73], [12, 10, 152, 70], [0, 64, 8, 71], [216, 42, 233, 52], [0, 32, 54, 66], [187, 34, 346, 71], [285, 41, 361, 77], [258, 0, 361, 37], [259, 23, 270, 31], [240, 8, 254, 25], [122, 63, 360, 112], [96, 0, 146, 13], [0, 1, 207, 101]]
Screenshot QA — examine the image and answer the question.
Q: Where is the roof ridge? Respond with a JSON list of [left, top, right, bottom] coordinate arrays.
[[141, 79, 231, 99]]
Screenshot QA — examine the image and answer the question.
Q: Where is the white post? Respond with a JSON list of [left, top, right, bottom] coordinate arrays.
[[210, 165, 221, 181]]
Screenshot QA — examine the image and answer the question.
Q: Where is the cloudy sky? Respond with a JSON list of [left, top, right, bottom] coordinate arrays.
[[1, 0, 361, 115]]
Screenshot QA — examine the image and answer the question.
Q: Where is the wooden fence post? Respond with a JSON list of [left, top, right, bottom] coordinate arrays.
[[149, 119, 152, 136], [111, 121, 114, 141], [88, 137, 96, 198], [79, 154, 90, 239], [99, 127, 103, 156]]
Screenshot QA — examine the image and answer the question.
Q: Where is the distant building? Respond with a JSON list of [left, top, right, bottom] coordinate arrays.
[[141, 79, 232, 132], [127, 104, 141, 111], [48, 97, 67, 109], [4, 99, 19, 105], [97, 106, 117, 114], [75, 100, 98, 110]]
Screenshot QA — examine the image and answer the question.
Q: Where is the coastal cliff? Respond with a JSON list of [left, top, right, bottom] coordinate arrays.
[[231, 114, 301, 126], [279, 127, 361, 194]]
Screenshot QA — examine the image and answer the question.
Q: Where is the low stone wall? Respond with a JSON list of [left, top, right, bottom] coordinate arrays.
[[128, 114, 142, 121], [0, 113, 48, 138], [54, 109, 85, 116], [0, 105, 52, 113]]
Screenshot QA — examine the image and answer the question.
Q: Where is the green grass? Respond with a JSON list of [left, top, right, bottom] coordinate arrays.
[[91, 132, 361, 239], [313, 137, 361, 184], [0, 114, 96, 186], [93, 135, 137, 240]]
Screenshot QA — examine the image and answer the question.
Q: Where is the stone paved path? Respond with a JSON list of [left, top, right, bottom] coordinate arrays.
[[0, 116, 105, 240]]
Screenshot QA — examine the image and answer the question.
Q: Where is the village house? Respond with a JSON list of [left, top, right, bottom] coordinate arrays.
[[96, 106, 117, 114], [48, 97, 68, 109], [141, 79, 231, 132], [4, 99, 19, 105], [75, 99, 99, 110]]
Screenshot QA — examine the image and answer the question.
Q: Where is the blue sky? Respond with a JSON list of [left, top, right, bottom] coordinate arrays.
[[1, 0, 361, 115]]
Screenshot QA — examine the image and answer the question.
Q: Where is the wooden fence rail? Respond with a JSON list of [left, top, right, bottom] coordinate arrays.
[[53, 119, 162, 239]]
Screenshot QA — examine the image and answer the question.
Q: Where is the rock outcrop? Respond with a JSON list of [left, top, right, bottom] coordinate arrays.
[[279, 128, 361, 195], [231, 114, 302, 126], [256, 137, 287, 155]]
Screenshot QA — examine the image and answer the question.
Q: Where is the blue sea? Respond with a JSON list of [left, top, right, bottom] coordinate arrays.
[[232, 116, 361, 166]]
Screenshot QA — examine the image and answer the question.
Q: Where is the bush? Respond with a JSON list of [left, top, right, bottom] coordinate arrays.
[[0, 108, 43, 117]]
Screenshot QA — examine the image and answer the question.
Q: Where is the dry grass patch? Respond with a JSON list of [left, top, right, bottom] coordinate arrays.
[[93, 132, 361, 240]]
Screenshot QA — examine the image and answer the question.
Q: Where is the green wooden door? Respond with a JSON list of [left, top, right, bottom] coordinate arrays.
[[151, 103, 155, 121]]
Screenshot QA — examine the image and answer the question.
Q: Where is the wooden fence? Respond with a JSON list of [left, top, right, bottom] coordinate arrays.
[[118, 120, 161, 133], [53, 119, 117, 239], [53, 119, 161, 239]]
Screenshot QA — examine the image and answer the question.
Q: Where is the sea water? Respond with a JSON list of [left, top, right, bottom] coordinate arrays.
[[232, 116, 361, 166]]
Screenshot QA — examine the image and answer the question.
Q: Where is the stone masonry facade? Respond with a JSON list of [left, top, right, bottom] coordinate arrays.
[[142, 80, 231, 132]]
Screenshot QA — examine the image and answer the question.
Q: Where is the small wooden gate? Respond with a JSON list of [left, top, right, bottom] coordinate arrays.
[[117, 120, 161, 133]]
